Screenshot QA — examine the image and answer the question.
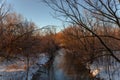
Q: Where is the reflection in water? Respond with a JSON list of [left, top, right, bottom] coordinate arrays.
[[0, 50, 119, 80]]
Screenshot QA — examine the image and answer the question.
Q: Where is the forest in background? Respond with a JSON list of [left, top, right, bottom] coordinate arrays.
[[0, 0, 120, 80]]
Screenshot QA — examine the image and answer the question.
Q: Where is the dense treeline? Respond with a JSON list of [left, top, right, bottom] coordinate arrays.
[[42, 0, 120, 80], [0, 2, 59, 80], [55, 25, 120, 80], [0, 0, 120, 80]]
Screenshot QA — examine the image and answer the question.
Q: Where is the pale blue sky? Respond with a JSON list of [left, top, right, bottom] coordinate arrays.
[[6, 0, 62, 28]]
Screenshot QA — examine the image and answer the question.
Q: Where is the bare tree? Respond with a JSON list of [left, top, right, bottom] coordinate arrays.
[[57, 24, 120, 80], [42, 0, 120, 80], [42, 0, 120, 63]]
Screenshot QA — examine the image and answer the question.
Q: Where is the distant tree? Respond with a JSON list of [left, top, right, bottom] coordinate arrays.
[[57, 25, 120, 79], [0, 2, 45, 80], [42, 0, 120, 62], [31, 25, 60, 80], [42, 0, 120, 79], [0, 1, 60, 80], [40, 26, 59, 80]]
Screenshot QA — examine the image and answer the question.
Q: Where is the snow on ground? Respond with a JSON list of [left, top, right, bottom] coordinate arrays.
[[0, 53, 49, 80], [0, 49, 66, 80], [0, 49, 119, 80]]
